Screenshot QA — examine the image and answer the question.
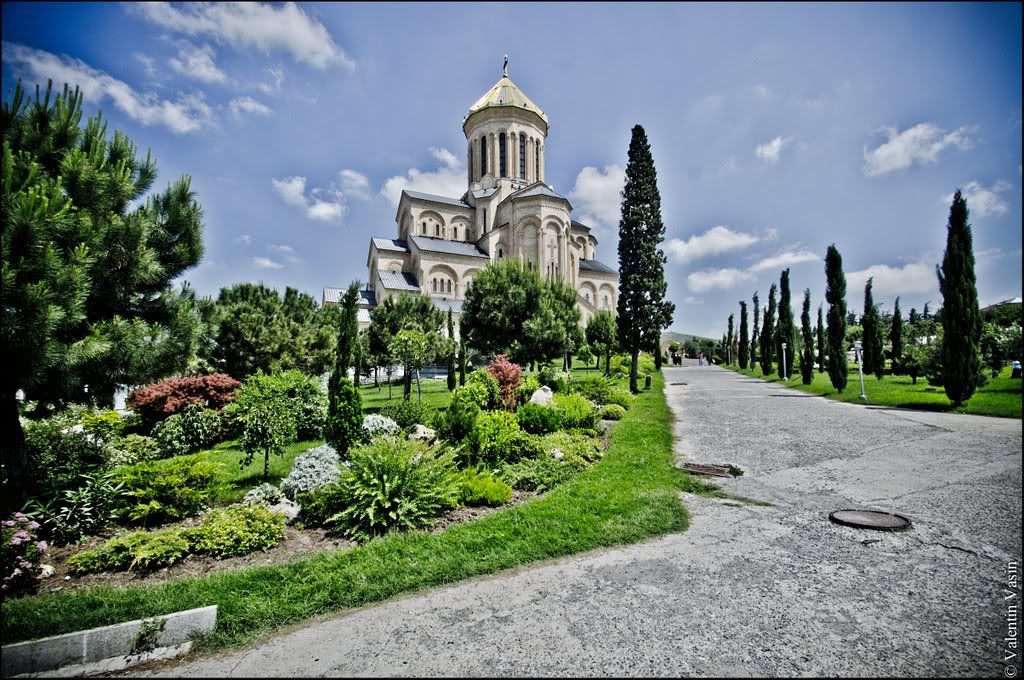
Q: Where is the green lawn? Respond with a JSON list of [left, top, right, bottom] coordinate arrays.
[[2, 372, 694, 651], [726, 364, 1022, 419], [359, 376, 454, 413]]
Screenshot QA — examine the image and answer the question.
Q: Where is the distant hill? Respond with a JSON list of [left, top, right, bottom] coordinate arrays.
[[661, 331, 715, 347]]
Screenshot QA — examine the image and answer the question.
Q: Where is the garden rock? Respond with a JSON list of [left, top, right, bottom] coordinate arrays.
[[530, 386, 554, 406], [408, 424, 437, 444], [268, 499, 300, 522], [39, 564, 56, 579]]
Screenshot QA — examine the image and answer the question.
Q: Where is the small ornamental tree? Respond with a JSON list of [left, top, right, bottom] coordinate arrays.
[[890, 297, 904, 374], [586, 311, 617, 375], [576, 344, 594, 367], [486, 355, 523, 410], [241, 405, 294, 480], [391, 329, 431, 402], [776, 269, 795, 380], [759, 284, 777, 376], [738, 302, 749, 370], [800, 289, 814, 384], [938, 189, 984, 406], [825, 244, 848, 391], [127, 374, 240, 426], [816, 304, 826, 373], [326, 376, 363, 456]]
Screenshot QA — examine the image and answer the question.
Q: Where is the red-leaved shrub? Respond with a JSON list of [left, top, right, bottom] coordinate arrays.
[[127, 374, 241, 424], [486, 355, 523, 410]]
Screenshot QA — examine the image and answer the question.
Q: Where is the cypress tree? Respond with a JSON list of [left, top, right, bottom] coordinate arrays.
[[890, 297, 904, 374], [776, 269, 795, 379], [909, 307, 920, 325], [824, 244, 848, 391], [816, 304, 826, 373], [720, 334, 728, 364], [327, 281, 362, 455], [923, 302, 931, 320], [759, 284, 777, 376], [446, 309, 456, 391], [861, 278, 885, 379], [458, 319, 467, 387], [738, 302, 749, 370], [616, 125, 674, 393], [800, 289, 814, 384], [937, 189, 984, 405], [727, 314, 735, 365], [751, 290, 760, 367]]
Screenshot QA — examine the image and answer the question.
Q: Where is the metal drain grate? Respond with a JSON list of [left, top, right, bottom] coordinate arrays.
[[829, 509, 912, 532], [681, 463, 743, 478]]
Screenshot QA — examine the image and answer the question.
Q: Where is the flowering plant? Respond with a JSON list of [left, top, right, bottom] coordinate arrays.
[[486, 355, 523, 410], [2, 513, 47, 597]]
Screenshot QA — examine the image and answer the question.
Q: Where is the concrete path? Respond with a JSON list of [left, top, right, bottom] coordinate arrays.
[[135, 364, 1022, 677]]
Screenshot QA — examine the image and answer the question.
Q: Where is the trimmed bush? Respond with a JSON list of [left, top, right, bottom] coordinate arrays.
[[552, 393, 598, 430], [516, 402, 562, 435], [2, 513, 47, 597], [362, 414, 400, 439], [465, 369, 501, 410], [116, 459, 224, 526], [498, 456, 578, 492], [190, 505, 285, 558], [326, 376, 364, 456], [434, 388, 481, 445], [127, 374, 240, 425], [378, 400, 428, 432], [599, 404, 627, 421], [280, 444, 341, 500], [329, 437, 460, 540], [457, 469, 513, 507], [604, 389, 634, 410], [68, 529, 192, 574], [570, 375, 614, 404], [486, 355, 523, 410], [104, 434, 160, 467], [24, 415, 106, 493]]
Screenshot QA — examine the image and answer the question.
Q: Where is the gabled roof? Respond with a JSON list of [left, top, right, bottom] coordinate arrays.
[[579, 259, 617, 275], [323, 288, 378, 306], [508, 182, 571, 207], [466, 74, 548, 126], [378, 270, 420, 291], [431, 297, 464, 314], [372, 238, 409, 253], [410, 235, 488, 258], [402, 190, 472, 210]]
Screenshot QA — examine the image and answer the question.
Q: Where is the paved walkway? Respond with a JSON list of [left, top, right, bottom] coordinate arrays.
[[136, 364, 1022, 677]]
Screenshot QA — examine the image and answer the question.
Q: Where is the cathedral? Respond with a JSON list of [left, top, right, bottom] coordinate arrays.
[[324, 64, 619, 331]]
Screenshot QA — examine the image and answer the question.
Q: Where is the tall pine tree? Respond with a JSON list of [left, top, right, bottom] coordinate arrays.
[[800, 289, 814, 384], [776, 269, 795, 379], [738, 302, 749, 370], [616, 125, 673, 393], [824, 244, 848, 391], [759, 284, 777, 376], [751, 290, 760, 367], [727, 314, 735, 365], [816, 304, 826, 373], [890, 297, 904, 375], [937, 189, 984, 405]]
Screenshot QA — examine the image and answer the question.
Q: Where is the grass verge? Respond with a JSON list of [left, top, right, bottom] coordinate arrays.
[[725, 364, 1021, 419], [2, 372, 689, 651]]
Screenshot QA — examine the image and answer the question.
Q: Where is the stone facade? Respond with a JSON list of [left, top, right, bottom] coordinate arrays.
[[324, 67, 619, 332]]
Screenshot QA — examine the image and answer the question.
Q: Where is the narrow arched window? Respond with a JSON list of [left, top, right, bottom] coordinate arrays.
[[435, 224, 440, 237], [498, 133, 507, 178], [421, 222, 426, 234], [534, 140, 540, 178], [498, 248, 503, 259], [453, 226, 458, 240], [432, 279, 437, 293], [519, 135, 526, 179], [447, 280, 452, 294], [480, 136, 487, 176]]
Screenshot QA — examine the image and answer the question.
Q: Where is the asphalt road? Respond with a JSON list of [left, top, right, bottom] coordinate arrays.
[[135, 364, 1023, 677]]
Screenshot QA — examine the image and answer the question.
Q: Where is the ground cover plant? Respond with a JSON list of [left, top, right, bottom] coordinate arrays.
[[2, 371, 695, 654]]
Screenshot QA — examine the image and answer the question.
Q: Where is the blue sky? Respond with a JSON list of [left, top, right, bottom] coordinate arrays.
[[3, 2, 1021, 339]]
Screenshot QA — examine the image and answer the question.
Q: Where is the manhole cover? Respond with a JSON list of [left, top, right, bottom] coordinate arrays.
[[681, 463, 742, 478], [829, 509, 912, 532], [670, 382, 687, 385]]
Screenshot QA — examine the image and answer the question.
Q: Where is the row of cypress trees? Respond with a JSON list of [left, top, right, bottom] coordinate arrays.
[[721, 189, 984, 406]]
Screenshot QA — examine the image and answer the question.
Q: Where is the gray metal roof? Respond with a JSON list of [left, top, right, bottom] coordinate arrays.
[[509, 183, 571, 207], [431, 297, 464, 314], [323, 288, 378, 305], [322, 287, 342, 304], [410, 235, 488, 258], [372, 238, 409, 253], [472, 187, 498, 200], [403, 190, 472, 209], [579, 259, 617, 275], [359, 289, 377, 306], [570, 220, 592, 231], [378, 270, 421, 291]]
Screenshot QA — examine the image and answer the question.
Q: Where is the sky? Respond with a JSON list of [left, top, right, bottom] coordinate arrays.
[[2, 2, 1021, 340]]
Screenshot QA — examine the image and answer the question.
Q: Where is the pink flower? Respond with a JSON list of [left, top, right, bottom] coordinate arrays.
[[36, 541, 48, 552], [27, 521, 40, 530], [9, 536, 22, 546], [11, 568, 22, 577], [19, 561, 31, 569], [2, 520, 14, 527]]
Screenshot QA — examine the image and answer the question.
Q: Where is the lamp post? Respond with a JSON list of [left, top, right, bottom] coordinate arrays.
[[854, 340, 867, 400], [781, 342, 788, 380]]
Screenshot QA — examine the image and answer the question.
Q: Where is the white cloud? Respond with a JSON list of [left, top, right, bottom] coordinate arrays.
[[748, 249, 819, 272], [380, 147, 466, 207], [567, 165, 625, 232], [862, 122, 974, 176], [268, 243, 293, 253], [2, 43, 212, 134], [253, 257, 283, 269], [683, 296, 704, 304], [229, 96, 271, 116], [256, 67, 284, 94], [755, 135, 792, 164], [754, 84, 773, 99], [271, 176, 345, 223], [339, 169, 370, 200], [131, 1, 353, 70], [665, 226, 759, 264], [234, 234, 252, 245], [169, 43, 226, 84], [847, 262, 936, 297], [687, 268, 755, 292], [945, 180, 1011, 218], [134, 52, 157, 80]]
